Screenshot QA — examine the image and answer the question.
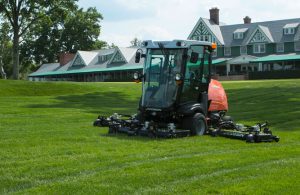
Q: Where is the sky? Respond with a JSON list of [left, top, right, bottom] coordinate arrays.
[[78, 0, 300, 47]]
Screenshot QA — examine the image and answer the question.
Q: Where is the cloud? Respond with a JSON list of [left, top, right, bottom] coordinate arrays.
[[114, 0, 153, 10], [79, 0, 300, 47], [78, 0, 155, 21], [99, 20, 175, 46], [137, 25, 174, 40], [101, 33, 133, 47]]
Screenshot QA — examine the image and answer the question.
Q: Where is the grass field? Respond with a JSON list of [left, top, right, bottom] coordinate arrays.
[[0, 79, 299, 194]]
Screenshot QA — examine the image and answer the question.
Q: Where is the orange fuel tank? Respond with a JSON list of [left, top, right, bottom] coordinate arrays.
[[208, 79, 228, 112]]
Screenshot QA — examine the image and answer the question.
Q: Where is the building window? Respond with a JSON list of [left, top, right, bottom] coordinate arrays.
[[250, 29, 268, 43], [98, 55, 106, 63], [234, 33, 238, 39], [234, 32, 243, 39], [284, 28, 288, 34], [112, 52, 125, 63], [212, 50, 217, 57], [198, 35, 211, 42], [240, 46, 247, 55], [276, 43, 284, 53], [290, 28, 294, 34], [98, 54, 112, 63], [253, 43, 266, 53], [284, 28, 295, 35], [254, 32, 263, 42], [72, 56, 85, 66], [295, 41, 300, 51], [224, 47, 231, 56], [205, 35, 209, 42]]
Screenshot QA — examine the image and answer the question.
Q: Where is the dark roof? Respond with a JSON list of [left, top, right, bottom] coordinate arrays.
[[29, 47, 144, 77], [220, 18, 300, 46]]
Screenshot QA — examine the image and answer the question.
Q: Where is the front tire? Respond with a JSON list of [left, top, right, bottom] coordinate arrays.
[[191, 113, 207, 136]]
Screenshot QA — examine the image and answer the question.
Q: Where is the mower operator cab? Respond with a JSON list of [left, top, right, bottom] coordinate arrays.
[[134, 40, 216, 135]]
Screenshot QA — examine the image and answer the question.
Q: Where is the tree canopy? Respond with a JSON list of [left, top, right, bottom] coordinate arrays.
[[0, 0, 106, 79], [130, 37, 142, 47], [21, 6, 106, 66]]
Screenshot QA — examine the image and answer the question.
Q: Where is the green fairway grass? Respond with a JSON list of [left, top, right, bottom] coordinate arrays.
[[0, 79, 299, 194]]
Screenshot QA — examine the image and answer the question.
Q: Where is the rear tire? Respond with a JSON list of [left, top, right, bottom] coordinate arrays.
[[191, 113, 207, 136]]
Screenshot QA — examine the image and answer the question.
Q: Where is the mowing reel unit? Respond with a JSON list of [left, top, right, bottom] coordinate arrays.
[[94, 113, 280, 143]]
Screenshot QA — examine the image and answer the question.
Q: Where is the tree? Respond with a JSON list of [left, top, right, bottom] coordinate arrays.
[[21, 6, 106, 65], [108, 43, 118, 49], [130, 37, 142, 47], [61, 7, 104, 53], [0, 0, 78, 79], [0, 56, 6, 79], [92, 40, 107, 50], [0, 21, 11, 79]]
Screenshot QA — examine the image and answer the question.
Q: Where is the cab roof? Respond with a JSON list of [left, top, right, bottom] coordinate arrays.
[[142, 40, 213, 49]]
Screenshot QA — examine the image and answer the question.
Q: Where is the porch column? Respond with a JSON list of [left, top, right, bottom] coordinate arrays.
[[258, 63, 263, 71], [226, 63, 231, 76]]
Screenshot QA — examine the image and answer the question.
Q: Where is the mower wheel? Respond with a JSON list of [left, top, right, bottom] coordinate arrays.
[[191, 113, 207, 136], [246, 134, 255, 143]]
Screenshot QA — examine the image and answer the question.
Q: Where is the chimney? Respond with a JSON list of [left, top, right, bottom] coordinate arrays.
[[59, 53, 75, 66], [244, 16, 251, 24], [209, 7, 220, 25]]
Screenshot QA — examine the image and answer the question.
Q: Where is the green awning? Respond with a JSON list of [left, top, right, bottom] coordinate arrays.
[[212, 58, 229, 65], [250, 54, 300, 63], [29, 65, 143, 77]]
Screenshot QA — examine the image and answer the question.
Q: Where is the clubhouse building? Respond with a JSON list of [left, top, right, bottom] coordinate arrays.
[[29, 8, 300, 81], [29, 47, 144, 82]]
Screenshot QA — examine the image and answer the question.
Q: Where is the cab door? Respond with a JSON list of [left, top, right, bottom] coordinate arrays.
[[181, 45, 212, 103]]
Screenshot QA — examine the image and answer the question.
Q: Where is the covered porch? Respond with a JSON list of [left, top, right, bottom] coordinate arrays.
[[213, 55, 258, 76], [250, 53, 300, 71]]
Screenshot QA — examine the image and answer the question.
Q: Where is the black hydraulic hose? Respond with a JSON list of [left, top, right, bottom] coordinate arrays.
[[208, 50, 212, 81]]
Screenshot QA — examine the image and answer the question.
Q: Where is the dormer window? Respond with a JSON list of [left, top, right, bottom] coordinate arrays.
[[98, 55, 109, 63], [283, 23, 299, 35], [98, 56, 105, 63], [72, 56, 85, 66], [111, 51, 125, 63], [233, 28, 248, 40], [284, 28, 295, 35], [234, 32, 243, 39]]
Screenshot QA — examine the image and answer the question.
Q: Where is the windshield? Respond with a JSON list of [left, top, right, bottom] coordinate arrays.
[[142, 49, 184, 108]]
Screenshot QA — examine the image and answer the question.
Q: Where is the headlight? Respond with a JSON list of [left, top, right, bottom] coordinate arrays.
[[133, 72, 139, 80], [175, 73, 182, 81]]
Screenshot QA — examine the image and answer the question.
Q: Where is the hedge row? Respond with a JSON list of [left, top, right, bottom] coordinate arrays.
[[249, 70, 300, 80]]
